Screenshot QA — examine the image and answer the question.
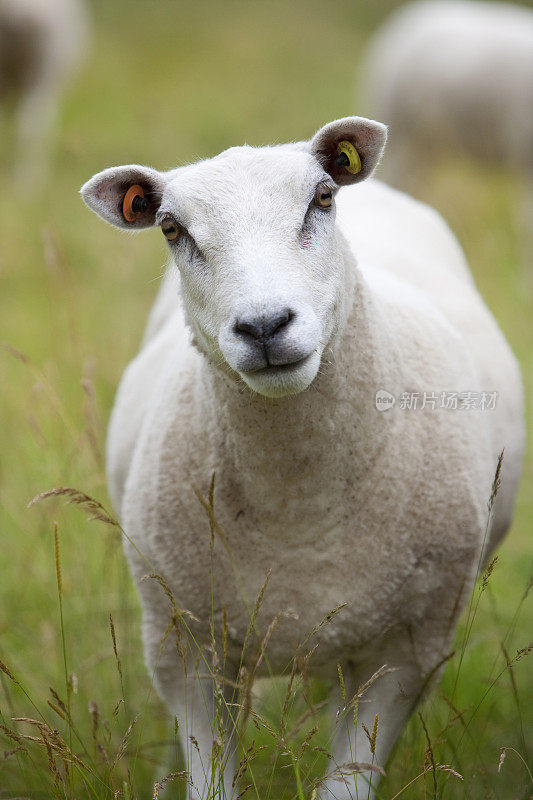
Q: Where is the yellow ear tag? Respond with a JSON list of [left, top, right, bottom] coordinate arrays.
[[337, 140, 362, 174]]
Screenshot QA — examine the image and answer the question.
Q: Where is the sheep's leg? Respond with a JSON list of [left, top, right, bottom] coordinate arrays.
[[137, 601, 235, 798], [320, 626, 450, 800], [135, 564, 242, 798], [160, 673, 237, 800], [322, 663, 416, 800]]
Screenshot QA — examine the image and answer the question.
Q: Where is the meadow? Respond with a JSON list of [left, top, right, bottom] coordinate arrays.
[[0, 0, 531, 797]]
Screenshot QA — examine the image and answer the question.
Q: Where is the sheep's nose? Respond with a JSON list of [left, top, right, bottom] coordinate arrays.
[[234, 309, 294, 342]]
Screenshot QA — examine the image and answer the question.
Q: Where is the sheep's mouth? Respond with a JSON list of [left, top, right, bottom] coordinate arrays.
[[245, 354, 312, 377], [237, 351, 320, 398]]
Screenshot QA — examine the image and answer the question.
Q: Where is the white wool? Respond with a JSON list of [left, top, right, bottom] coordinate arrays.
[[0, 0, 89, 185], [81, 119, 524, 798], [360, 0, 533, 184]]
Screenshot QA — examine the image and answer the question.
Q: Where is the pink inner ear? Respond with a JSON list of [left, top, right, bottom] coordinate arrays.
[[82, 164, 167, 229], [352, 125, 381, 150], [314, 136, 365, 186], [310, 117, 387, 186]]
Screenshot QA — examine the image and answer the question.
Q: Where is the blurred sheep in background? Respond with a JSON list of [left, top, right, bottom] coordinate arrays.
[[0, 0, 89, 188], [360, 0, 533, 208]]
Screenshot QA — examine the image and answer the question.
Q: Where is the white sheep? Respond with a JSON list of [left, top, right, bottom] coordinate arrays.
[[81, 117, 524, 799], [359, 0, 533, 189], [0, 0, 89, 186]]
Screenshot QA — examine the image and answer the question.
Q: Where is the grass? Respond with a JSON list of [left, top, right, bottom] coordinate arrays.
[[0, 0, 532, 797]]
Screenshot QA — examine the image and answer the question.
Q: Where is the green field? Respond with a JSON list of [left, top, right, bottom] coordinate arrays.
[[0, 0, 531, 798]]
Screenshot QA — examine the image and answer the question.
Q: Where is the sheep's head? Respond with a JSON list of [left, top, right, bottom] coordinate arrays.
[[81, 116, 386, 398]]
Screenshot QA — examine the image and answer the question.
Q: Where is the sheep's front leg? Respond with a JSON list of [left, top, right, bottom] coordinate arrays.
[[141, 603, 238, 799], [320, 626, 450, 800], [322, 664, 415, 800], [152, 661, 238, 800]]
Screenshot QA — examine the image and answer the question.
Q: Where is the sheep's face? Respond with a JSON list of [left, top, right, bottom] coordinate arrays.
[[158, 147, 344, 397], [81, 117, 386, 398]]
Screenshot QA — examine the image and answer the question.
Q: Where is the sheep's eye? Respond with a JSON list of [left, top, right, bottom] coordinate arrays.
[[314, 184, 333, 209], [161, 216, 181, 242]]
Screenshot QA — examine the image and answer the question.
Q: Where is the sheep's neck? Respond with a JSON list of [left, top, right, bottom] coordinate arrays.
[[200, 255, 398, 529]]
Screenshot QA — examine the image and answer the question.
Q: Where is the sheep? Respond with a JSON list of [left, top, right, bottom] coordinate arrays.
[[0, 0, 89, 187], [359, 1, 533, 190], [81, 116, 524, 799]]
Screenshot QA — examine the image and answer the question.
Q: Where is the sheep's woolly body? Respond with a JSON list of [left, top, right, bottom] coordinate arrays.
[[360, 0, 533, 182], [85, 129, 524, 797], [114, 179, 522, 789]]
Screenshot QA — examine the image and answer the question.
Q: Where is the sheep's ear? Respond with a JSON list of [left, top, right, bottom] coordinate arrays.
[[80, 165, 167, 229], [309, 116, 387, 185]]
